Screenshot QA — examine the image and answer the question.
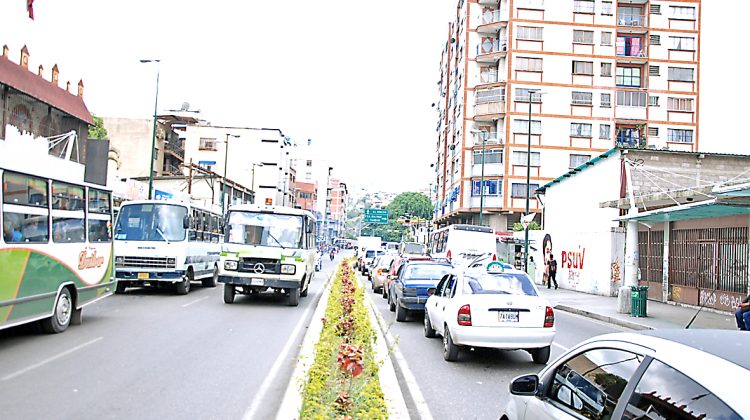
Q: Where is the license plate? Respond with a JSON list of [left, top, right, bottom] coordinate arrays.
[[250, 278, 264, 286], [498, 312, 519, 322], [137, 272, 149, 280]]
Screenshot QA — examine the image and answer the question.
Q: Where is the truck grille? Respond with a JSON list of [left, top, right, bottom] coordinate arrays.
[[117, 256, 175, 269], [239, 257, 280, 274]]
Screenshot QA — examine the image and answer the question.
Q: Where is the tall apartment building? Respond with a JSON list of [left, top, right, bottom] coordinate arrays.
[[433, 0, 701, 231]]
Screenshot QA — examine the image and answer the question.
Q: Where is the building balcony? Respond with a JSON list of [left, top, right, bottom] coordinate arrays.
[[515, 0, 544, 9], [474, 102, 506, 121], [164, 141, 185, 160], [478, 0, 502, 5], [473, 132, 504, 146], [478, 9, 509, 33], [476, 38, 508, 63], [617, 14, 648, 33], [163, 163, 183, 176], [479, 69, 507, 85], [616, 136, 645, 148]]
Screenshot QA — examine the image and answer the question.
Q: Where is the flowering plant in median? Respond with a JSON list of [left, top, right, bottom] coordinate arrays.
[[300, 260, 387, 419]]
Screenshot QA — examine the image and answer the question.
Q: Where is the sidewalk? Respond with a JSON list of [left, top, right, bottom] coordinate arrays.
[[537, 287, 737, 331]]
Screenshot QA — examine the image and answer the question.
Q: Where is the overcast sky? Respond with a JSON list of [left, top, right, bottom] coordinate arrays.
[[1, 0, 457, 193]]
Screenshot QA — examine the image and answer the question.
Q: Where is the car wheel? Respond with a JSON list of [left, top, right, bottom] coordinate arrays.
[[531, 346, 550, 365], [443, 327, 460, 362], [395, 299, 408, 322], [176, 271, 192, 295], [40, 288, 73, 334], [287, 288, 300, 307], [300, 276, 309, 298], [202, 266, 218, 288], [382, 285, 388, 299], [424, 312, 437, 338], [223, 284, 235, 304], [388, 293, 396, 312], [115, 281, 127, 294]]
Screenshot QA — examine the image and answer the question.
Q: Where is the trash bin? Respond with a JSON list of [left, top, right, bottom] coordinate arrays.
[[631, 285, 649, 317]]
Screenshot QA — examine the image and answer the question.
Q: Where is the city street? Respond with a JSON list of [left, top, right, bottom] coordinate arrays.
[[358, 270, 626, 420], [0, 257, 339, 420]]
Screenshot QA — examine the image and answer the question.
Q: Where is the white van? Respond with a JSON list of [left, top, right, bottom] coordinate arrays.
[[429, 224, 497, 267]]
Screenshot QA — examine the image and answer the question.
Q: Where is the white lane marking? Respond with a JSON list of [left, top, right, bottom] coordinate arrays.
[[552, 342, 569, 352], [181, 296, 209, 308], [2, 337, 103, 381], [243, 296, 317, 420]]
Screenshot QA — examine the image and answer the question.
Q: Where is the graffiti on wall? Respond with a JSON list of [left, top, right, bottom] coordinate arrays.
[[611, 258, 621, 283], [699, 290, 745, 311]]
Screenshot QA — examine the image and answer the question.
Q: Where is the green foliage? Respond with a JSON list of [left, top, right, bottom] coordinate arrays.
[[88, 115, 108, 140], [386, 192, 432, 221], [512, 220, 542, 231], [299, 262, 387, 419]]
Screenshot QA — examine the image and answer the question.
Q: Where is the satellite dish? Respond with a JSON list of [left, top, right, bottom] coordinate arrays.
[[180, 102, 190, 111]]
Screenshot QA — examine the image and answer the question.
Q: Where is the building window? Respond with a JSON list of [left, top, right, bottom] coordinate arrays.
[[617, 127, 642, 147], [601, 1, 613, 15], [471, 180, 502, 196], [650, 34, 661, 45], [573, 0, 595, 14], [199, 138, 218, 151], [306, 160, 312, 167], [570, 123, 593, 138], [516, 57, 543, 72], [601, 62, 612, 77], [518, 26, 544, 41], [650, 4, 661, 15], [618, 6, 644, 26], [512, 151, 541, 166], [573, 30, 594, 44], [571, 91, 593, 106], [668, 67, 695, 82], [515, 88, 543, 103], [601, 31, 612, 46], [601, 93, 612, 108], [513, 119, 542, 134], [649, 65, 660, 76], [600, 124, 611, 139], [668, 97, 695, 112], [305, 172, 312, 180], [648, 127, 659, 138], [670, 5, 696, 20], [668, 128, 694, 143], [616, 66, 641, 87], [511, 183, 540, 198], [617, 91, 647, 107], [670, 36, 695, 51], [569, 154, 591, 168], [572, 61, 594, 75], [472, 149, 503, 165], [648, 96, 660, 107], [617, 36, 644, 57]]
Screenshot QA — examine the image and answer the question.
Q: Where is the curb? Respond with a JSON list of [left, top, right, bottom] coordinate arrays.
[[274, 268, 335, 420], [554, 304, 654, 331]]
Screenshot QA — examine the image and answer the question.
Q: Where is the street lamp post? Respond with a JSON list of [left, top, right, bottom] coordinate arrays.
[[140, 59, 161, 199], [221, 133, 240, 214], [524, 90, 540, 273], [471, 130, 489, 226]]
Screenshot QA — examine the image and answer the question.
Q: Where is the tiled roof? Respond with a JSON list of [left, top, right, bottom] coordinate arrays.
[[0, 56, 93, 125]]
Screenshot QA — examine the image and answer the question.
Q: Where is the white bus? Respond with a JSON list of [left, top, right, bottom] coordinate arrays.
[[429, 224, 498, 267], [113, 200, 222, 294], [0, 140, 114, 333], [219, 204, 317, 306]]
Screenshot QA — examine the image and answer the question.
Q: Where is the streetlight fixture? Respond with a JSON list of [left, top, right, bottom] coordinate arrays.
[[140, 59, 161, 199], [470, 130, 489, 226], [221, 133, 240, 214], [524, 89, 542, 273]]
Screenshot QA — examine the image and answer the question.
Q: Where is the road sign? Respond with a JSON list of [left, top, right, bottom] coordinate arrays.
[[364, 208, 389, 224]]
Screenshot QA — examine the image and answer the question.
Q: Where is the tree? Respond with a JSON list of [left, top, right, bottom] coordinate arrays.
[[386, 192, 432, 221], [513, 220, 542, 231], [88, 115, 108, 140]]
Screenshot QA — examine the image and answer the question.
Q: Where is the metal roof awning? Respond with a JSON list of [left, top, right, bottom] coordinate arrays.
[[616, 198, 750, 223]]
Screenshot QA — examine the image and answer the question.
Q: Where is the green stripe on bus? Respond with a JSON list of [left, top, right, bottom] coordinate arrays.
[[0, 249, 30, 321]]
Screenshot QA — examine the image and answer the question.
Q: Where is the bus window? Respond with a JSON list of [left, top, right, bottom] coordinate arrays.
[[3, 212, 48, 243], [52, 217, 85, 243], [88, 219, 111, 242], [52, 182, 84, 211], [3, 172, 47, 207], [88, 189, 111, 214]]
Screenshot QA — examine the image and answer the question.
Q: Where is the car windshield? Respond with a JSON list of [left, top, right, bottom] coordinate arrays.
[[226, 211, 302, 248], [379, 257, 395, 268], [114, 203, 187, 242], [366, 250, 376, 258], [403, 264, 451, 280], [403, 243, 425, 254], [464, 272, 538, 296]]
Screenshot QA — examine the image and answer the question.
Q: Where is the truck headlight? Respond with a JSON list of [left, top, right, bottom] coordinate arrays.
[[280, 264, 296, 275], [115, 256, 124, 265], [224, 260, 238, 270]]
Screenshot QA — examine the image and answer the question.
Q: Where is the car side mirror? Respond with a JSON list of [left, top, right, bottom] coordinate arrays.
[[509, 374, 539, 396], [427, 287, 436, 296], [183, 216, 191, 229]]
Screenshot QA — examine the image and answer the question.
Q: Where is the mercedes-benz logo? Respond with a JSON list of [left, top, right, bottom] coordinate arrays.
[[253, 263, 265, 274]]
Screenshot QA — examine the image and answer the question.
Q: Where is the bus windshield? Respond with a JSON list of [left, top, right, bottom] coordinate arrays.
[[226, 211, 303, 248], [114, 203, 188, 242]]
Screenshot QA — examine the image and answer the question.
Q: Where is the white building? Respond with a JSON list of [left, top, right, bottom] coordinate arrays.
[[434, 0, 704, 232]]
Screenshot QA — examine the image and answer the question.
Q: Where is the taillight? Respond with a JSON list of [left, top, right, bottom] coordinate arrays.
[[377, 268, 382, 276], [544, 306, 554, 328], [457, 304, 472, 326], [446, 250, 452, 262], [492, 253, 497, 261]]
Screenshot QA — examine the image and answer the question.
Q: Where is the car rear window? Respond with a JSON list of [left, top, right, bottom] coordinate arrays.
[[403, 265, 451, 280], [366, 250, 376, 258], [465, 273, 537, 296]]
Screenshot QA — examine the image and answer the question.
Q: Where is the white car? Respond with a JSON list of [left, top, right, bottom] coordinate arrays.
[[424, 261, 555, 363], [502, 329, 750, 420]]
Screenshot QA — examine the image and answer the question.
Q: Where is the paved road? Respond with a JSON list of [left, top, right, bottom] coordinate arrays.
[[360, 271, 626, 420], [0, 255, 340, 420]]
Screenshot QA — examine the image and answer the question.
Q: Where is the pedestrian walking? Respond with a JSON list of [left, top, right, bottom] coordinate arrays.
[[547, 254, 558, 289]]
